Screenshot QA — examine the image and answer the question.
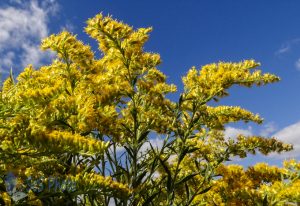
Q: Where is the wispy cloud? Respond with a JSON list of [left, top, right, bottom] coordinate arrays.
[[259, 122, 277, 136], [295, 58, 300, 71], [60, 20, 76, 33], [275, 38, 300, 55], [276, 46, 290, 55], [275, 38, 300, 71], [0, 0, 59, 75]]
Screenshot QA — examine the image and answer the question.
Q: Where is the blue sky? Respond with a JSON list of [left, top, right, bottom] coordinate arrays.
[[0, 0, 299, 164]]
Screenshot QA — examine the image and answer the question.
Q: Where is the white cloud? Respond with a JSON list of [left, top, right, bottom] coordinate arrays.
[[225, 122, 300, 159], [224, 126, 253, 139], [225, 122, 278, 139], [40, 0, 60, 15], [259, 122, 277, 137], [110, 137, 164, 155], [271, 121, 300, 159], [0, 52, 15, 73], [0, 0, 58, 75], [140, 137, 164, 154]]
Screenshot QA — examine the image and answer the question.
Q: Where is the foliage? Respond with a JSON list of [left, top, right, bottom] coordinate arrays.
[[0, 13, 299, 206]]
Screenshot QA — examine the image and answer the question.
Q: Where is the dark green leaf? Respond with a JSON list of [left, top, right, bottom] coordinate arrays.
[[262, 195, 268, 206], [175, 173, 198, 187], [158, 156, 172, 192], [138, 130, 150, 143], [142, 190, 161, 206], [198, 186, 212, 195]]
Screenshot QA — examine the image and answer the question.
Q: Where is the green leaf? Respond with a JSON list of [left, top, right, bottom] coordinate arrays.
[[142, 190, 161, 206], [158, 156, 172, 193], [262, 195, 268, 206], [198, 186, 212, 195], [133, 171, 147, 188], [175, 173, 198, 187], [124, 145, 134, 159], [185, 182, 190, 200], [138, 130, 150, 143]]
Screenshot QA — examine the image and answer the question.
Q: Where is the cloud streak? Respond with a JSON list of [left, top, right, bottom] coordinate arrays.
[[275, 38, 300, 55], [295, 58, 300, 71]]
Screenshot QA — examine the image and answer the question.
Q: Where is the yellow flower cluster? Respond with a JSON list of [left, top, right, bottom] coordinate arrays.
[[2, 75, 14, 96], [182, 60, 280, 103], [204, 106, 263, 129], [247, 163, 285, 183], [41, 31, 94, 71], [85, 13, 133, 53], [0, 12, 298, 205], [196, 160, 300, 205], [30, 130, 109, 155], [27, 190, 43, 206], [232, 135, 293, 156], [0, 192, 11, 206], [70, 172, 132, 198]]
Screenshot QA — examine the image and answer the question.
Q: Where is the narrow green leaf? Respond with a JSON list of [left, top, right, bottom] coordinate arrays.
[[158, 156, 172, 192], [142, 190, 161, 206], [175, 173, 198, 187]]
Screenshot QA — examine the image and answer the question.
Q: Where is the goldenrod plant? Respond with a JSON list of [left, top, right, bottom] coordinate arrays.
[[0, 13, 298, 206]]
